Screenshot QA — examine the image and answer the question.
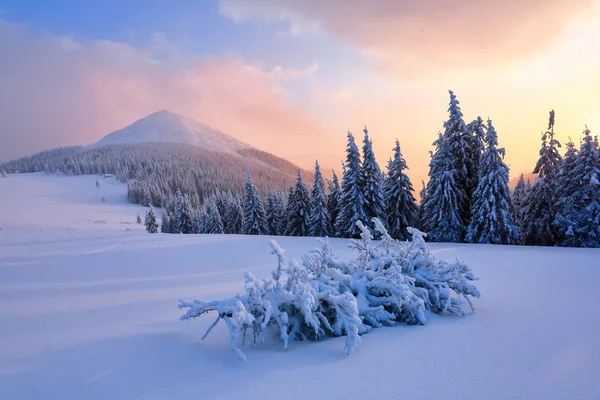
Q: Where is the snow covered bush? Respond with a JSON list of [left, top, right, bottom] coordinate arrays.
[[178, 218, 480, 360]]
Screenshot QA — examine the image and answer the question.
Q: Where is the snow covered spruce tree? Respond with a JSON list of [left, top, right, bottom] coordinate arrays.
[[420, 91, 471, 242], [160, 209, 170, 233], [309, 161, 331, 237], [243, 168, 267, 235], [327, 170, 342, 236], [511, 174, 530, 243], [286, 170, 311, 236], [554, 138, 580, 245], [467, 116, 486, 199], [266, 190, 285, 236], [136, 214, 142, 224], [523, 110, 562, 246], [362, 127, 387, 233], [226, 193, 244, 235], [336, 131, 368, 238], [145, 207, 158, 233], [466, 120, 519, 244], [383, 139, 419, 240], [206, 200, 224, 234], [555, 127, 600, 247], [178, 218, 480, 360], [179, 193, 195, 234], [420, 132, 467, 242]]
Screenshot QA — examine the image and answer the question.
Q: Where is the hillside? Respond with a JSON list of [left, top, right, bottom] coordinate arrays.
[[0, 111, 313, 207], [1, 172, 599, 400]]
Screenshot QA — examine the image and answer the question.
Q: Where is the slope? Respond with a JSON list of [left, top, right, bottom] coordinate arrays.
[[1, 173, 599, 400]]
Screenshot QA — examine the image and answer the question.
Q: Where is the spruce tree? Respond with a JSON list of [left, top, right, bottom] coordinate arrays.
[[467, 116, 486, 200], [226, 193, 244, 234], [309, 161, 331, 237], [173, 190, 184, 233], [179, 194, 195, 234], [284, 185, 295, 235], [145, 207, 158, 233], [511, 173, 529, 243], [206, 201, 224, 234], [161, 209, 170, 233], [326, 170, 342, 237], [266, 190, 282, 236], [421, 132, 467, 242], [336, 131, 368, 238], [197, 206, 209, 234], [383, 139, 419, 240], [523, 110, 562, 246], [243, 168, 267, 235], [466, 120, 519, 244], [443, 90, 472, 227], [286, 170, 311, 236], [556, 127, 600, 247], [362, 127, 387, 232], [554, 139, 580, 245]]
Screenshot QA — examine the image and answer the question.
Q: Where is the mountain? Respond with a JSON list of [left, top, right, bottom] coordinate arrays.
[[1, 110, 313, 208], [88, 110, 251, 154]]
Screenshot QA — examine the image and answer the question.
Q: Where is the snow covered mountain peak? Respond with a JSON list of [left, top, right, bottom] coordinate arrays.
[[88, 110, 252, 154]]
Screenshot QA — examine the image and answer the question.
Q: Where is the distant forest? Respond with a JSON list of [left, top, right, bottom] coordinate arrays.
[[2, 90, 599, 247]]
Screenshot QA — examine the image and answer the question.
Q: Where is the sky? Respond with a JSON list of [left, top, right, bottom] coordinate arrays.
[[1, 0, 599, 184]]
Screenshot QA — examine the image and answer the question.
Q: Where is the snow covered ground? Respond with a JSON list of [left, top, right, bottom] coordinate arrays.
[[1, 172, 599, 400]]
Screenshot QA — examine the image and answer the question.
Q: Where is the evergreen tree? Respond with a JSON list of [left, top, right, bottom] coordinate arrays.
[[243, 168, 266, 235], [421, 132, 467, 242], [336, 131, 368, 238], [266, 190, 283, 236], [467, 116, 486, 200], [556, 127, 600, 247], [197, 206, 209, 234], [554, 139, 580, 245], [362, 127, 387, 232], [442, 90, 472, 227], [511, 173, 529, 243], [284, 185, 295, 235], [179, 194, 195, 234], [523, 110, 562, 246], [145, 207, 158, 233], [466, 120, 519, 244], [206, 201, 224, 234], [326, 170, 342, 236], [286, 170, 311, 236], [383, 139, 419, 240], [173, 190, 184, 233], [136, 214, 142, 224], [161, 209, 170, 233], [225, 193, 244, 234], [309, 161, 331, 237]]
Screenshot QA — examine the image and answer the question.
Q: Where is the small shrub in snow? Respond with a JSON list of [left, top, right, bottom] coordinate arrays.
[[178, 218, 480, 360]]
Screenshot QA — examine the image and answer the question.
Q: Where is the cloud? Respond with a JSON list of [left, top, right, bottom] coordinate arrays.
[[0, 18, 323, 165], [219, 0, 596, 72]]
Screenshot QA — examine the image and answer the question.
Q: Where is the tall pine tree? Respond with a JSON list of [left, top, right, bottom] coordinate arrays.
[[523, 110, 562, 246], [362, 127, 387, 232], [243, 168, 267, 235], [383, 139, 419, 240], [206, 200, 224, 234], [511, 173, 529, 243], [336, 131, 368, 238], [309, 161, 331, 237], [145, 207, 158, 233], [421, 132, 467, 242], [287, 170, 311, 236], [327, 170, 341, 237], [555, 127, 600, 247], [466, 120, 519, 244], [554, 139, 580, 245]]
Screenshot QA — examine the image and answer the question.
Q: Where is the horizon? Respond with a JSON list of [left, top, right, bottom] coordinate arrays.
[[1, 0, 599, 185]]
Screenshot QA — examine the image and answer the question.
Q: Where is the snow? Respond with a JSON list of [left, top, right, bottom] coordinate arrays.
[[1, 173, 600, 399], [87, 110, 252, 154]]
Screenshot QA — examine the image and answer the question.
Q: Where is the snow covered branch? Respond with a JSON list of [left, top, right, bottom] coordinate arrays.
[[179, 218, 480, 360]]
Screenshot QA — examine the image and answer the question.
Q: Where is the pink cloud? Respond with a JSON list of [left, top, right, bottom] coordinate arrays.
[[220, 0, 595, 71], [0, 18, 324, 166]]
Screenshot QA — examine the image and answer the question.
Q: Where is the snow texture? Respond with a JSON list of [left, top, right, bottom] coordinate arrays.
[[1, 173, 600, 400]]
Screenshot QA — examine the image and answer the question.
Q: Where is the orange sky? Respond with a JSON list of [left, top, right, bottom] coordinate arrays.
[[1, 0, 599, 186]]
